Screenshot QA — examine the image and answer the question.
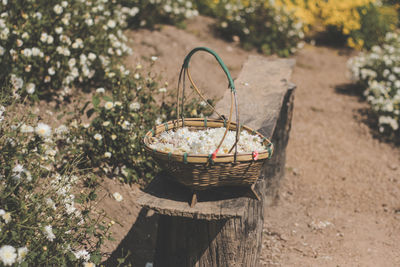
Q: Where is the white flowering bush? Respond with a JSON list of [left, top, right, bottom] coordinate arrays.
[[348, 32, 400, 137], [69, 67, 213, 183], [0, 0, 139, 100], [196, 0, 304, 57], [121, 0, 198, 28], [0, 99, 111, 266]]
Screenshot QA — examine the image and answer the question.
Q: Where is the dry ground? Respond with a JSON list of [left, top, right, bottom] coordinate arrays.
[[261, 46, 400, 266], [97, 16, 400, 266]]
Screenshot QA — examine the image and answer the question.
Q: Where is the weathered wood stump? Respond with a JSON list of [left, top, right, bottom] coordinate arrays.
[[137, 56, 295, 267]]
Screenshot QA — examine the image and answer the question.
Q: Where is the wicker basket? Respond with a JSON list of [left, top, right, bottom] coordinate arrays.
[[143, 47, 273, 204]]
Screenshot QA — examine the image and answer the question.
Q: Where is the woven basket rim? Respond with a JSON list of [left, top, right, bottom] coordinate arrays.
[[143, 118, 273, 163]]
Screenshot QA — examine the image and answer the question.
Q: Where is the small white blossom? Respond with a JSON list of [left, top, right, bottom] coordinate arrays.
[[55, 124, 69, 134], [129, 102, 140, 111], [113, 192, 123, 202], [0, 245, 17, 266], [17, 247, 28, 263], [48, 67, 56, 76], [32, 47, 40, 56], [44, 225, 56, 241], [10, 75, 23, 90], [121, 120, 130, 130], [22, 48, 32, 57], [55, 27, 63, 34], [40, 32, 48, 42], [88, 52, 96, 61], [53, 4, 63, 15], [26, 83, 35, 94], [47, 35, 54, 44], [73, 250, 90, 261], [20, 124, 34, 133], [104, 152, 112, 158], [155, 117, 162, 125], [94, 133, 102, 141], [45, 198, 56, 210], [96, 87, 105, 93], [16, 39, 23, 47], [104, 101, 114, 110], [35, 123, 52, 138], [2, 212, 11, 223], [107, 20, 116, 28]]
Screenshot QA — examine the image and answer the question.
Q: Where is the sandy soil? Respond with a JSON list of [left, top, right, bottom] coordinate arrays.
[[125, 16, 258, 101], [99, 16, 400, 266], [261, 46, 400, 266]]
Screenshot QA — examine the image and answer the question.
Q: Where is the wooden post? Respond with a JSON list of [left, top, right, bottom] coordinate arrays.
[[137, 56, 296, 266], [150, 180, 264, 266]]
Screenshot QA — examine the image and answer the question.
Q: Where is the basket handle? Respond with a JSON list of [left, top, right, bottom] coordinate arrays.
[[183, 47, 236, 92], [176, 47, 241, 160]]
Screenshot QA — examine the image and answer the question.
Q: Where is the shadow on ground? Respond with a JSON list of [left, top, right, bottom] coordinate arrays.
[[102, 209, 158, 267]]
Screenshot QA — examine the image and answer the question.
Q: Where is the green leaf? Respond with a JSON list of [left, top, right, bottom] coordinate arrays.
[[56, 113, 65, 120], [90, 253, 102, 264], [103, 95, 113, 102], [92, 95, 100, 108]]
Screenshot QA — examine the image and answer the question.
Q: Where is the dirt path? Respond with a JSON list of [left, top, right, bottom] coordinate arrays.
[[101, 17, 400, 266], [261, 46, 400, 266], [125, 16, 259, 101]]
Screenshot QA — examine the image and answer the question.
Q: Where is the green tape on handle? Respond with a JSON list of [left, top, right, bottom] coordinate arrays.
[[182, 47, 236, 92], [267, 143, 273, 159], [208, 154, 214, 164]]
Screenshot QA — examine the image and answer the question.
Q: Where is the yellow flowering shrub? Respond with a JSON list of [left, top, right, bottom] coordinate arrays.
[[319, 0, 373, 32], [276, 0, 398, 50]]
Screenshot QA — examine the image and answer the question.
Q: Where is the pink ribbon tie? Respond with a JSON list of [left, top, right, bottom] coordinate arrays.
[[252, 151, 259, 161], [212, 149, 219, 160]]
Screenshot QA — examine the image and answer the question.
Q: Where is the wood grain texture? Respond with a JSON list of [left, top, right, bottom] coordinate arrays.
[[263, 83, 296, 206], [154, 178, 264, 267], [137, 175, 248, 220], [214, 55, 295, 138]]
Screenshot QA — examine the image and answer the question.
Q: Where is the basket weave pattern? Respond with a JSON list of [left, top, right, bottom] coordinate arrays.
[[144, 118, 273, 190], [143, 47, 273, 191]]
